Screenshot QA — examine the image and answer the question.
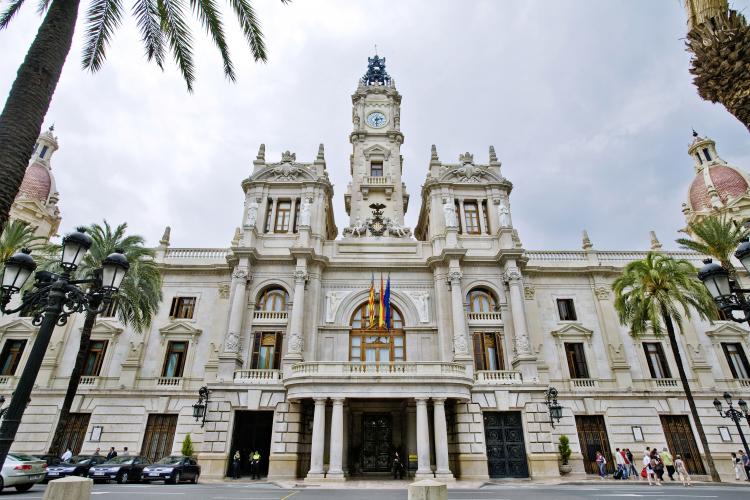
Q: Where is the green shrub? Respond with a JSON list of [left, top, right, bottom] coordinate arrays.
[[181, 433, 194, 457], [558, 435, 571, 465]]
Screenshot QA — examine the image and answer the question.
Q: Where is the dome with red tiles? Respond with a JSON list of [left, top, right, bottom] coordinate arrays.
[[16, 162, 52, 202], [688, 164, 749, 211]]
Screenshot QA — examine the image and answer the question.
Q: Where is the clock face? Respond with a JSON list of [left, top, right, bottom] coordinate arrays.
[[367, 112, 387, 128]]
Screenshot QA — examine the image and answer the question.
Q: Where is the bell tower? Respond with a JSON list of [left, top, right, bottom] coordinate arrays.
[[343, 55, 411, 238]]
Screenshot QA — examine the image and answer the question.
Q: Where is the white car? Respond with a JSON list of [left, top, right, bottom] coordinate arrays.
[[1, 453, 46, 492]]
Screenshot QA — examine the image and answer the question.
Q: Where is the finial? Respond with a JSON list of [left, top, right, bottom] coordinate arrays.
[[582, 230, 593, 250], [374, 43, 378, 56], [649, 230, 662, 250], [459, 152, 474, 164], [430, 144, 439, 161], [489, 145, 498, 163], [160, 226, 171, 246], [49, 123, 55, 132], [692, 128, 699, 138], [256, 143, 265, 161], [317, 143, 325, 161], [232, 227, 241, 246], [281, 150, 296, 163]]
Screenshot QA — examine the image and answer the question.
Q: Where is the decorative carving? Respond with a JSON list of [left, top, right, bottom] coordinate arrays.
[[218, 283, 230, 299], [317, 143, 325, 161], [608, 344, 628, 365], [159, 226, 171, 246], [504, 267, 522, 282], [498, 201, 511, 227], [453, 333, 468, 355], [353, 108, 361, 128], [514, 333, 531, 356], [270, 163, 304, 181], [343, 216, 368, 237], [246, 198, 259, 227], [127, 341, 144, 362], [442, 198, 458, 227], [367, 203, 387, 236], [281, 150, 296, 163], [231, 227, 241, 246], [288, 332, 304, 353], [523, 285, 535, 300], [649, 230, 662, 250], [459, 152, 474, 164], [256, 143, 265, 161], [445, 163, 488, 183], [299, 197, 312, 227], [232, 268, 248, 280], [325, 291, 349, 323], [489, 145, 498, 164], [394, 107, 400, 128], [225, 331, 240, 353], [594, 286, 610, 300], [448, 270, 463, 283], [384, 217, 411, 238], [405, 291, 430, 323], [582, 230, 593, 250], [294, 270, 308, 283]]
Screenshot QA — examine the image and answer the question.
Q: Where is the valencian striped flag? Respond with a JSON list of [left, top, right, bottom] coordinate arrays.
[[384, 274, 391, 329], [368, 273, 375, 328], [378, 274, 385, 328]]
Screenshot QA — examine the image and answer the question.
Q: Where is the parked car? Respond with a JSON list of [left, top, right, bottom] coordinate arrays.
[[1, 453, 46, 492], [87, 455, 150, 484], [33, 454, 62, 467], [141, 456, 200, 484], [46, 455, 107, 481]]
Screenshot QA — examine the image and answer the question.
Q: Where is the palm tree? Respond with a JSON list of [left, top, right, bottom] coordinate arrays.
[[0, 219, 46, 266], [0, 0, 289, 237], [612, 252, 720, 481], [676, 215, 749, 277], [47, 221, 162, 455]]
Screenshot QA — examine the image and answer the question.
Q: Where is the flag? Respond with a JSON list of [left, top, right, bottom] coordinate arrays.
[[384, 274, 391, 329], [378, 274, 385, 328], [368, 273, 375, 328]]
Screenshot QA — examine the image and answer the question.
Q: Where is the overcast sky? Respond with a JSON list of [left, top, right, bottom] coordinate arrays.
[[2, 0, 749, 250]]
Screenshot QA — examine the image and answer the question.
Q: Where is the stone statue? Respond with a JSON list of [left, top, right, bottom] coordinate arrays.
[[246, 198, 259, 227], [159, 226, 171, 246], [299, 197, 312, 226], [351, 216, 367, 237], [406, 291, 430, 323], [498, 201, 511, 227], [225, 331, 240, 353], [442, 199, 458, 227], [325, 291, 349, 323]]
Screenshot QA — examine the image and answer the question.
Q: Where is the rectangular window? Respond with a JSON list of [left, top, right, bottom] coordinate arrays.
[[264, 198, 273, 233], [722, 343, 750, 379], [565, 342, 589, 378], [83, 340, 108, 377], [169, 297, 196, 319], [370, 161, 383, 177], [557, 298, 577, 321], [349, 332, 405, 362], [472, 332, 505, 371], [100, 297, 118, 318], [251, 331, 283, 369], [140, 414, 177, 464], [702, 148, 712, 161], [464, 202, 480, 234], [275, 200, 292, 232], [482, 200, 490, 234], [162, 341, 188, 377], [0, 339, 27, 376], [40, 145, 48, 158], [644, 342, 671, 378]]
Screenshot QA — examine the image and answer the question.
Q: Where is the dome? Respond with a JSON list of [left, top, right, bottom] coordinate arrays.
[[16, 161, 51, 202], [688, 163, 749, 211]]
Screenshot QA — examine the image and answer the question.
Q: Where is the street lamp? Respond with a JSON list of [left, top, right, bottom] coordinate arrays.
[[192, 386, 210, 427], [543, 387, 563, 428], [698, 238, 750, 325], [713, 392, 750, 457], [0, 227, 128, 468]]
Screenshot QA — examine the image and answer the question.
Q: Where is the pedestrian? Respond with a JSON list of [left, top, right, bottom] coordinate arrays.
[[232, 450, 241, 479], [659, 447, 674, 481], [674, 454, 691, 487], [643, 449, 660, 486], [626, 449, 638, 479], [122, 446, 130, 456], [650, 448, 664, 481], [93, 447, 101, 456], [392, 451, 405, 479], [614, 448, 625, 479], [740, 449, 750, 481], [61, 448, 73, 462], [619, 448, 630, 479], [732, 452, 742, 480], [595, 450, 606, 479], [250, 450, 261, 480], [106, 447, 117, 460]]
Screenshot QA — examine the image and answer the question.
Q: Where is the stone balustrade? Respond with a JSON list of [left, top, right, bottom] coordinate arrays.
[[474, 370, 522, 384], [156, 376, 183, 388], [652, 378, 681, 390], [466, 311, 502, 323], [79, 376, 99, 387], [363, 175, 390, 185], [0, 375, 13, 386], [233, 369, 282, 384], [290, 361, 468, 377], [571, 378, 598, 389], [736, 378, 750, 389], [253, 310, 289, 322]]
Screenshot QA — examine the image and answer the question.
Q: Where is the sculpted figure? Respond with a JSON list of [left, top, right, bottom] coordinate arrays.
[[299, 197, 312, 226], [498, 201, 511, 227], [442, 199, 458, 227], [246, 199, 259, 227]]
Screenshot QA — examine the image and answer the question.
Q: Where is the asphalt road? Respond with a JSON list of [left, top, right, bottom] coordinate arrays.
[[1, 482, 748, 499]]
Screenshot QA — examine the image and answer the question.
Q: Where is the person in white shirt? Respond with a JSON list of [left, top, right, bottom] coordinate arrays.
[[61, 448, 73, 462], [614, 448, 626, 478]]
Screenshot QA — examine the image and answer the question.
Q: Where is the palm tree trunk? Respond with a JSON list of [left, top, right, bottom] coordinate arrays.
[[47, 307, 97, 456], [661, 307, 720, 481], [0, 0, 82, 236]]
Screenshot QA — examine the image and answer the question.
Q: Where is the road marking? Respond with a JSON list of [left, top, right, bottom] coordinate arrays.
[[280, 491, 300, 500]]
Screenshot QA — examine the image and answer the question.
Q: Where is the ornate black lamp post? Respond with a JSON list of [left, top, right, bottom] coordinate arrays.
[[714, 392, 750, 457], [0, 228, 128, 467], [192, 386, 210, 427], [698, 239, 750, 325], [543, 387, 563, 428]]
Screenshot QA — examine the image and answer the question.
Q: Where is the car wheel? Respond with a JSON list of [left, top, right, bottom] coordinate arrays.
[[15, 483, 34, 492], [118, 472, 129, 484], [0, 475, 4, 492], [174, 472, 181, 484], [191, 473, 199, 484]]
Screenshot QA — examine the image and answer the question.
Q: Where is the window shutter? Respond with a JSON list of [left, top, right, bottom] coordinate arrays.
[[643, 344, 657, 378], [274, 332, 284, 369], [494, 332, 505, 370], [656, 343, 671, 378], [472, 333, 485, 371], [575, 344, 589, 378], [722, 344, 738, 378], [169, 297, 178, 317], [251, 332, 262, 369]]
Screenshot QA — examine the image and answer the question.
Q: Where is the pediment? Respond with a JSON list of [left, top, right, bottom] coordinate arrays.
[[705, 321, 749, 338], [159, 320, 203, 337], [0, 318, 37, 335], [438, 164, 503, 184], [550, 322, 594, 338], [363, 144, 391, 160], [252, 163, 316, 182], [89, 319, 124, 336]]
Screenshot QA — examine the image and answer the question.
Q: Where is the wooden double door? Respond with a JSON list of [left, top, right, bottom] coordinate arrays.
[[361, 413, 393, 472], [661, 415, 706, 475], [575, 415, 615, 474], [484, 411, 529, 478]]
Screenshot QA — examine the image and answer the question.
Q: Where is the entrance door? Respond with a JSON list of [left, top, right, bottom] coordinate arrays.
[[57, 413, 91, 455], [484, 411, 529, 478], [140, 414, 178, 463], [661, 415, 706, 475], [361, 413, 392, 472], [575, 415, 615, 474], [228, 411, 274, 477]]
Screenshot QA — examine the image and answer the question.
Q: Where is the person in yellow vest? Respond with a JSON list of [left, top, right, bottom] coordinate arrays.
[[250, 450, 261, 480]]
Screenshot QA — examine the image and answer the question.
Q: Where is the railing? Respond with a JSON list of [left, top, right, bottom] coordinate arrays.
[[234, 369, 282, 383], [0, 376, 13, 386], [156, 377, 183, 388], [653, 378, 681, 389], [525, 251, 588, 262], [253, 311, 288, 322], [290, 361, 468, 377], [164, 248, 228, 260], [525, 250, 705, 266], [363, 176, 389, 185], [474, 370, 522, 384], [571, 378, 598, 389], [736, 378, 750, 388], [466, 311, 502, 322], [79, 376, 99, 386]]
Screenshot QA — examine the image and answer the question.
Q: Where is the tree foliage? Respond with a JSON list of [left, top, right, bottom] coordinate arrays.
[[676, 215, 749, 276], [181, 433, 194, 457]]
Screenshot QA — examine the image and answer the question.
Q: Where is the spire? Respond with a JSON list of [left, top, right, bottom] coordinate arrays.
[[489, 145, 498, 163], [581, 230, 593, 250], [256, 143, 265, 161], [688, 130, 724, 171], [159, 226, 171, 247], [361, 54, 391, 86], [431, 145, 439, 162], [649, 230, 662, 250], [317, 143, 325, 161]]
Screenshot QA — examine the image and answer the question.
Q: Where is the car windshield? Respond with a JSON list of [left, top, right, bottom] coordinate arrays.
[[102, 457, 133, 465], [69, 456, 94, 464], [155, 456, 184, 465], [8, 454, 37, 462]]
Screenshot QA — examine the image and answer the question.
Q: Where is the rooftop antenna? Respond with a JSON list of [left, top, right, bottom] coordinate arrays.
[[374, 43, 378, 55]]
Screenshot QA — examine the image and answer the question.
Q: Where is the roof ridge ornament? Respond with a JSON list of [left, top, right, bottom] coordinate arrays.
[[361, 54, 391, 86]]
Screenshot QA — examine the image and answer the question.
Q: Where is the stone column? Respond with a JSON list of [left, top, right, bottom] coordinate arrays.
[[218, 265, 249, 381], [342, 405, 349, 474], [284, 267, 307, 366], [505, 265, 538, 380], [415, 397, 433, 478], [448, 268, 471, 361], [458, 199, 466, 234], [306, 398, 327, 479], [477, 200, 487, 234], [327, 398, 345, 479], [432, 398, 453, 480]]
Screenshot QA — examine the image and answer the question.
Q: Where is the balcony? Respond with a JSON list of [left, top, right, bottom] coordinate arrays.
[[466, 311, 502, 325], [735, 378, 750, 389], [285, 361, 473, 400], [360, 176, 394, 199], [79, 376, 100, 388], [571, 378, 598, 390], [253, 311, 288, 324], [234, 369, 282, 384], [156, 377, 183, 389], [651, 378, 681, 391], [474, 370, 522, 385], [0, 375, 14, 387]]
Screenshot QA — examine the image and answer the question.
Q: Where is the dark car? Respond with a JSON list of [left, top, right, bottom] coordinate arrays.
[[141, 456, 200, 484], [87, 456, 150, 484], [33, 455, 62, 467], [46, 455, 107, 481]]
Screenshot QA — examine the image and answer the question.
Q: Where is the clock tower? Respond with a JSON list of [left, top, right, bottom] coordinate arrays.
[[343, 55, 411, 238]]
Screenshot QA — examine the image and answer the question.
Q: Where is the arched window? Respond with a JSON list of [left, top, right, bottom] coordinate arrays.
[[349, 303, 404, 362], [467, 288, 496, 313], [257, 288, 288, 312]]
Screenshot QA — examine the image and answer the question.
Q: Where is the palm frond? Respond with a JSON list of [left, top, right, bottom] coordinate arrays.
[[677, 214, 749, 270], [227, 0, 267, 62], [0, 0, 26, 30], [35, 0, 49, 15], [81, 0, 125, 72], [0, 220, 47, 264], [158, 0, 196, 92], [191, 0, 235, 81], [133, 0, 166, 68]]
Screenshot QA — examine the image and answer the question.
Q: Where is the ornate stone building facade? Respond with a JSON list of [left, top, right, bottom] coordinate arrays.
[[3, 57, 750, 482]]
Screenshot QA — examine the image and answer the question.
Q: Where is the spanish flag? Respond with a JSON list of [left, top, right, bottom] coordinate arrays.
[[384, 274, 391, 329], [368, 274, 375, 328], [378, 274, 385, 328]]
